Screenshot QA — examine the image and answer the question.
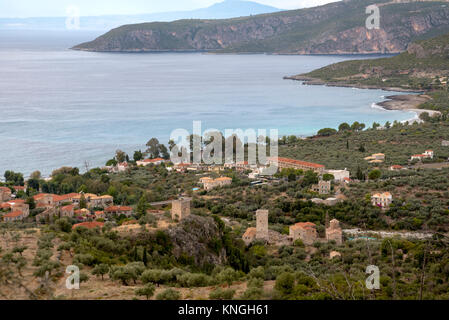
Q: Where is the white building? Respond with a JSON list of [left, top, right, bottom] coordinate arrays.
[[371, 192, 393, 208], [325, 169, 350, 182], [411, 150, 434, 161]]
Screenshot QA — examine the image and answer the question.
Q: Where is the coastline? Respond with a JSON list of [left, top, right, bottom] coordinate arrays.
[[285, 75, 441, 122]]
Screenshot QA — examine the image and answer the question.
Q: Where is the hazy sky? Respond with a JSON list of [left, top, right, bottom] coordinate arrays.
[[0, 0, 339, 18]]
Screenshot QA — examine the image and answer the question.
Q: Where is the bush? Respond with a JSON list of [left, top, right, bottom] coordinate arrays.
[[177, 273, 212, 288], [274, 272, 295, 298], [135, 283, 156, 300], [248, 266, 265, 280], [156, 288, 181, 300], [209, 288, 236, 300], [73, 253, 95, 266], [240, 286, 263, 300]]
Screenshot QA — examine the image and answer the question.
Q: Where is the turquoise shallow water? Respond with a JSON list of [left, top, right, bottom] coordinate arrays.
[[0, 30, 415, 177]]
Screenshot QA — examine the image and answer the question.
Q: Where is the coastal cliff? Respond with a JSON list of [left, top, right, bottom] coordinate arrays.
[[286, 32, 449, 113], [73, 0, 449, 54]]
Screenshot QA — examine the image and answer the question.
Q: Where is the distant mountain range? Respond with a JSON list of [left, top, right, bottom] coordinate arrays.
[[73, 0, 449, 55], [0, 0, 281, 31]]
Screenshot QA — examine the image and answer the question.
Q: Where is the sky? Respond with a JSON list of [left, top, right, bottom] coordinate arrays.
[[0, 0, 339, 18]]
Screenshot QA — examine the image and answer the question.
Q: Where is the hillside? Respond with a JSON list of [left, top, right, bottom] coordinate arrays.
[[291, 32, 449, 88], [73, 0, 449, 54], [287, 32, 449, 112]]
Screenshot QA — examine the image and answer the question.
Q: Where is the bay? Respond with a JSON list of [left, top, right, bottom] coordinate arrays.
[[0, 30, 415, 176]]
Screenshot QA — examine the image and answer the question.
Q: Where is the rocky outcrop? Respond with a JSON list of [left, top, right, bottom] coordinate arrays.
[[166, 215, 227, 266], [73, 0, 449, 54]]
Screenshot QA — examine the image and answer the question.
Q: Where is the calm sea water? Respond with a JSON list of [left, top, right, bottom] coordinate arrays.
[[0, 30, 415, 177]]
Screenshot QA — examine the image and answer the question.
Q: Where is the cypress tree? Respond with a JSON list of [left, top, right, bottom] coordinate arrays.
[[143, 247, 148, 266], [133, 246, 138, 261]]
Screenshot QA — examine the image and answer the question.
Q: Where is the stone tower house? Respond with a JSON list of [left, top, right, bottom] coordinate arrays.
[[256, 209, 269, 241], [171, 198, 191, 221], [326, 219, 343, 245]]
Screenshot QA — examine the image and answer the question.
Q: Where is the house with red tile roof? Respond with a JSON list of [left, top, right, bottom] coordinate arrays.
[[33, 193, 55, 206], [289, 222, 318, 245], [53, 193, 79, 206], [174, 163, 190, 173], [136, 158, 166, 166], [242, 227, 257, 246], [411, 150, 434, 161], [105, 205, 133, 217], [3, 211, 27, 222], [0, 202, 11, 210], [13, 186, 26, 193], [94, 211, 105, 219], [0, 187, 12, 202], [60, 205, 75, 218], [371, 192, 393, 208]]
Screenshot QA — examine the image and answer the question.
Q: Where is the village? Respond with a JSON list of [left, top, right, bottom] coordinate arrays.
[[1, 125, 448, 301], [1, 143, 442, 247]]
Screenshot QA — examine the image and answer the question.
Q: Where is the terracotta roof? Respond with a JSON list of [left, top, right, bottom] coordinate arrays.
[[372, 192, 392, 198], [13, 186, 25, 190], [391, 165, 403, 169], [94, 211, 104, 216], [53, 193, 78, 202], [0, 187, 11, 193], [412, 154, 426, 157], [72, 222, 105, 230], [0, 203, 11, 209], [142, 158, 164, 163], [243, 227, 257, 238], [33, 193, 54, 200], [105, 206, 132, 212], [3, 211, 24, 218], [175, 163, 190, 167], [61, 205, 74, 211], [270, 157, 324, 169], [8, 199, 25, 204], [74, 208, 90, 215], [215, 177, 232, 181], [290, 222, 316, 230]]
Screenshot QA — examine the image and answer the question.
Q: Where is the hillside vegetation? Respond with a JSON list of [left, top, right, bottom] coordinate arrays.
[[299, 32, 449, 88], [73, 0, 449, 54]]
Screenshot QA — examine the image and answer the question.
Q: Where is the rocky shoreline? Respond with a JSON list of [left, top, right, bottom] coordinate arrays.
[[285, 75, 440, 119]]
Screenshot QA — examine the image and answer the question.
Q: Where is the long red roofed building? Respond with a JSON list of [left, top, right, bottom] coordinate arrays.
[[268, 157, 325, 174]]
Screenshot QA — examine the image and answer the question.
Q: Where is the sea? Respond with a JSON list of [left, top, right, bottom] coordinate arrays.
[[0, 30, 416, 177]]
